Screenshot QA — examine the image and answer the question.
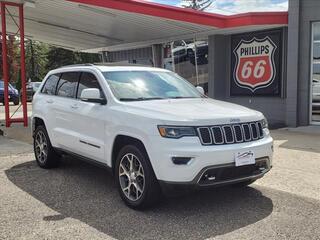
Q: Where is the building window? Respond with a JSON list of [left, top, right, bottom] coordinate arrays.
[[312, 22, 320, 122], [163, 37, 209, 94]]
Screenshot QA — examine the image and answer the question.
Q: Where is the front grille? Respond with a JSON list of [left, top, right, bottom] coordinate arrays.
[[211, 127, 223, 144], [197, 127, 212, 145], [197, 121, 264, 146], [198, 159, 268, 186]]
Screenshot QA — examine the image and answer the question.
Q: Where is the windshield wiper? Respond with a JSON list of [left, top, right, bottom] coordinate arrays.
[[119, 97, 164, 101], [168, 96, 197, 99]]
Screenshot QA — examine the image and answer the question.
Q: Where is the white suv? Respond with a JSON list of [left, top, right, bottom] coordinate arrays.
[[32, 64, 273, 209]]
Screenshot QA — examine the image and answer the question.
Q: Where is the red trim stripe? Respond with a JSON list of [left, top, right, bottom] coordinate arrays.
[[68, 0, 288, 28]]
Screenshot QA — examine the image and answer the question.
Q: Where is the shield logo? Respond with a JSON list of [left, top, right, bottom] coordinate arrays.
[[233, 37, 277, 92]]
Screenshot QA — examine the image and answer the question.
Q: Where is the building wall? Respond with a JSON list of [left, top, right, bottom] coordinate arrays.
[[286, 0, 300, 127], [208, 28, 288, 128], [294, 0, 320, 125], [105, 47, 153, 65]]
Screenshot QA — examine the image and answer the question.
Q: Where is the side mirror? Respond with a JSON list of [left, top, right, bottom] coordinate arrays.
[[80, 88, 106, 105], [196, 86, 205, 95]]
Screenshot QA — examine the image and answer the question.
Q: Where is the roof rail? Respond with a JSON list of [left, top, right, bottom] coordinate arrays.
[[58, 63, 95, 68], [57, 62, 152, 69], [93, 62, 151, 67]]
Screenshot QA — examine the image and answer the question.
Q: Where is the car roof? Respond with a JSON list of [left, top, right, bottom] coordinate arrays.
[[49, 64, 171, 74]]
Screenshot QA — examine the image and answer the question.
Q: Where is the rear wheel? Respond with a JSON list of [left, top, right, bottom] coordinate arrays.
[[115, 145, 161, 209], [34, 125, 60, 168]]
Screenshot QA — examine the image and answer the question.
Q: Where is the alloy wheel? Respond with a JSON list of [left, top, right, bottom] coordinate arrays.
[[119, 153, 145, 201], [35, 130, 48, 163]]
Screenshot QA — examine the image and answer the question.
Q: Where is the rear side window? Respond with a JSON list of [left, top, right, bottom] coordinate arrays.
[[57, 72, 80, 98], [41, 74, 60, 95], [77, 72, 102, 99]]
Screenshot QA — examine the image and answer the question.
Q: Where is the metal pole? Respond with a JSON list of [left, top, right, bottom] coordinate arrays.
[[1, 2, 10, 127], [170, 42, 175, 73], [194, 36, 199, 86], [19, 4, 28, 127]]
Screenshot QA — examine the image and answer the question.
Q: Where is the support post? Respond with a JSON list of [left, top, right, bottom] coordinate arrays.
[[19, 4, 28, 127], [1, 2, 10, 127], [0, 2, 28, 127]]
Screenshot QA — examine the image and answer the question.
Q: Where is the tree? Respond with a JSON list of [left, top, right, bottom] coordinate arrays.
[[25, 40, 49, 82], [0, 34, 20, 87], [1, 36, 101, 86], [181, 0, 214, 11], [46, 47, 101, 71]]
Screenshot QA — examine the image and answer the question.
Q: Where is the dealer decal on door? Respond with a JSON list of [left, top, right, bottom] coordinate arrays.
[[234, 37, 276, 92], [230, 29, 282, 96]]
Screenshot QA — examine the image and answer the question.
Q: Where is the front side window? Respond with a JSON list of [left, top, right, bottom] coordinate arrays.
[[102, 71, 203, 101], [57, 72, 80, 98], [41, 74, 60, 95], [77, 72, 102, 99]]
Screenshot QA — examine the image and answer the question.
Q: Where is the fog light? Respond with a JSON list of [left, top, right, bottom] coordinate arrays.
[[172, 157, 192, 165]]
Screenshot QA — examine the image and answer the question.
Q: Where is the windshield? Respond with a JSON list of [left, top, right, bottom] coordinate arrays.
[[0, 82, 14, 90], [102, 71, 203, 101]]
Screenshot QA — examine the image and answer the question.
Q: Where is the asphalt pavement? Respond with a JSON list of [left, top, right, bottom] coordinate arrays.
[[0, 127, 319, 239]]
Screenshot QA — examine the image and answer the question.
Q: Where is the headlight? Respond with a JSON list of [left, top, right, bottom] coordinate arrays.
[[261, 117, 268, 129], [158, 126, 196, 138]]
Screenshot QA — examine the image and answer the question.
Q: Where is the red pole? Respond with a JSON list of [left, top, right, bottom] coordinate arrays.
[[19, 4, 28, 127], [1, 2, 10, 127]]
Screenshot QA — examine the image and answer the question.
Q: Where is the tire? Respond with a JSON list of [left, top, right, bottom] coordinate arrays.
[[13, 99, 19, 105], [187, 49, 193, 59], [232, 179, 256, 188], [34, 125, 60, 168], [115, 145, 161, 209]]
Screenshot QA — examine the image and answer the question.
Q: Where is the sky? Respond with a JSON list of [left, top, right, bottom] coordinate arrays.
[[143, 0, 288, 15]]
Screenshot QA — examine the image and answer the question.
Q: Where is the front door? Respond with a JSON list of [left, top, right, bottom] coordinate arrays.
[[70, 71, 107, 163]]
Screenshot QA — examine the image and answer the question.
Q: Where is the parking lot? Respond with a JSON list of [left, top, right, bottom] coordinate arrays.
[[0, 104, 319, 240]]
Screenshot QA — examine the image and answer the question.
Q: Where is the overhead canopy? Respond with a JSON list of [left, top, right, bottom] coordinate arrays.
[[2, 0, 288, 52]]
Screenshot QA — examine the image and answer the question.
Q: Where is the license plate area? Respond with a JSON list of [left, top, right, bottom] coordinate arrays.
[[235, 150, 255, 167]]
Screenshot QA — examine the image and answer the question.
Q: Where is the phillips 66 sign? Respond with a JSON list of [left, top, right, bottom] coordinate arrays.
[[230, 30, 283, 96]]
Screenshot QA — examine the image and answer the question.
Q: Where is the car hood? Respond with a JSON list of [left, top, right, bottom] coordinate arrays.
[[122, 98, 263, 125]]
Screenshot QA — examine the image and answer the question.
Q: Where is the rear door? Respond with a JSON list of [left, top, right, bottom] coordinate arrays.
[[53, 71, 81, 151], [70, 71, 107, 162], [37, 74, 60, 143]]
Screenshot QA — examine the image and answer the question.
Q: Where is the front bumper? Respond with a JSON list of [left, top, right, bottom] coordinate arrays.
[[146, 131, 273, 183], [159, 157, 271, 195]]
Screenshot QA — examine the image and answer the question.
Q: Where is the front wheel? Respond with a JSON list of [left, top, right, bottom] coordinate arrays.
[[13, 99, 19, 105], [34, 125, 60, 168], [115, 145, 161, 209]]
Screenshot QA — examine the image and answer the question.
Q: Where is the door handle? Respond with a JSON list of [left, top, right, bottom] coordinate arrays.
[[46, 99, 54, 104]]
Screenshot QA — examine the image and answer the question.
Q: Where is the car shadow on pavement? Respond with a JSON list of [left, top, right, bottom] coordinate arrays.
[[5, 157, 273, 240]]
